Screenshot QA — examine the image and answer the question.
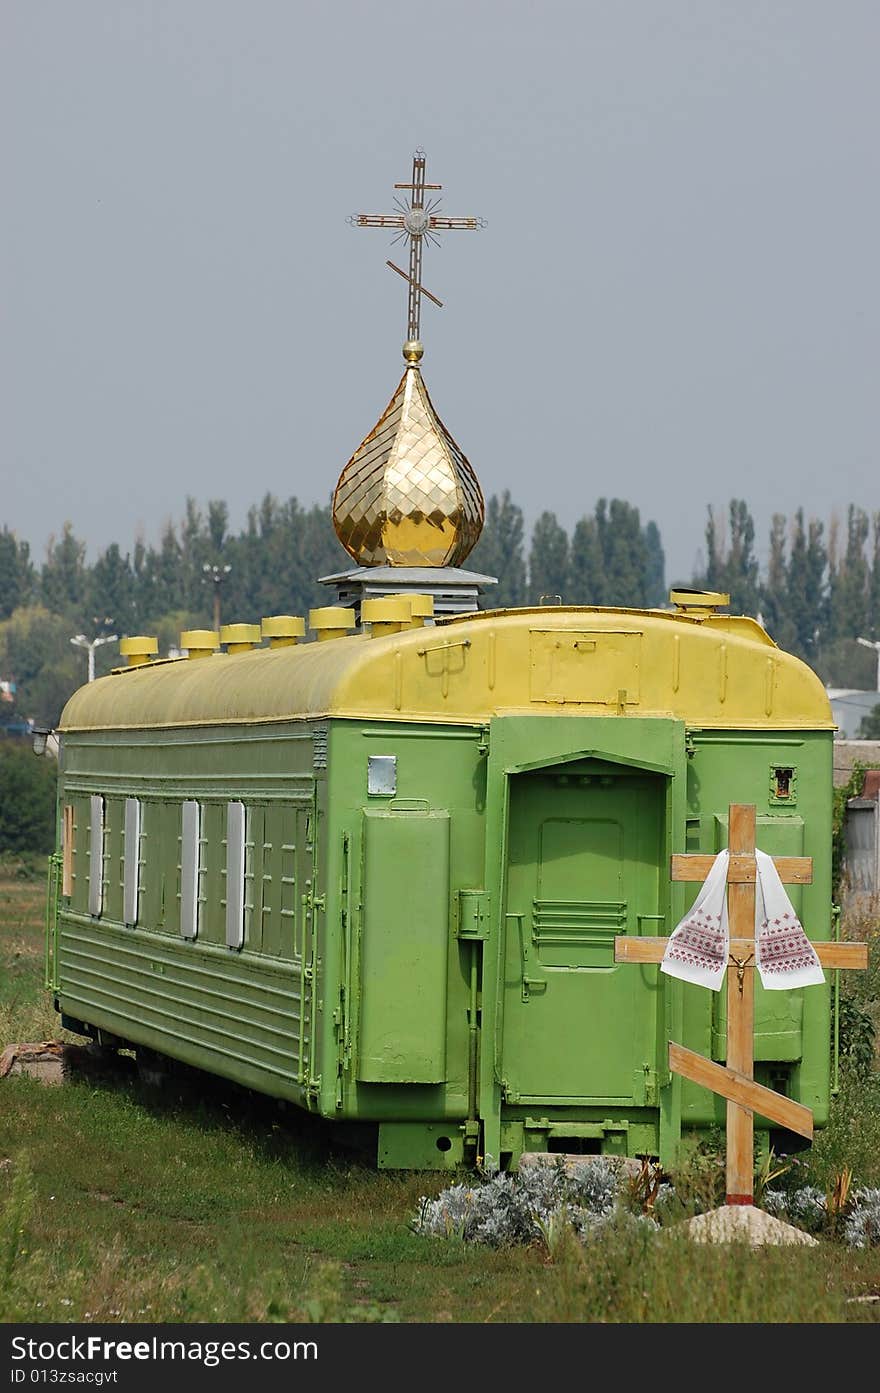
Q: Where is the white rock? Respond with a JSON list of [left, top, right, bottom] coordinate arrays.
[[682, 1204, 818, 1247]]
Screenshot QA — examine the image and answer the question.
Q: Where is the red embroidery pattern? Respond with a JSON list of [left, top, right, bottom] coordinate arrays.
[[757, 913, 821, 975], [665, 909, 726, 974]]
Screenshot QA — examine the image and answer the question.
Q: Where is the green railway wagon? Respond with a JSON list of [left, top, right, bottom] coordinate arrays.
[[49, 591, 837, 1171]]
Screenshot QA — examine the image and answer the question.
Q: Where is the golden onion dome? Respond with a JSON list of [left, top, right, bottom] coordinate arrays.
[[332, 356, 484, 568]]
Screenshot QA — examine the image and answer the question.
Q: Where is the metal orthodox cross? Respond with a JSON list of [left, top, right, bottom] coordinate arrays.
[[349, 149, 484, 344], [614, 804, 867, 1206]]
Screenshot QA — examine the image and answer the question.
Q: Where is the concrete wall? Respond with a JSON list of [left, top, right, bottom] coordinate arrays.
[[833, 741, 880, 788]]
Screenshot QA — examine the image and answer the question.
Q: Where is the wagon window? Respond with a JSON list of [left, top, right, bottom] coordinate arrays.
[[180, 800, 202, 940], [88, 795, 105, 917], [225, 801, 246, 950], [771, 766, 797, 802], [62, 804, 75, 898], [123, 798, 142, 927], [368, 754, 397, 796]]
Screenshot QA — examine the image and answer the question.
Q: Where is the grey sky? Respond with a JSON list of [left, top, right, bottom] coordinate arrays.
[[2, 1, 877, 585]]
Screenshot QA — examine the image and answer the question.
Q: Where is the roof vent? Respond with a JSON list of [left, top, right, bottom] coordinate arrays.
[[180, 629, 220, 659], [308, 607, 356, 642], [669, 589, 730, 617], [407, 594, 435, 628], [220, 623, 261, 653], [362, 596, 413, 638], [261, 615, 306, 648], [118, 636, 158, 667]]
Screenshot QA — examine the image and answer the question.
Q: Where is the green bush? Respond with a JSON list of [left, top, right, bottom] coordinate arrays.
[[0, 742, 57, 854]]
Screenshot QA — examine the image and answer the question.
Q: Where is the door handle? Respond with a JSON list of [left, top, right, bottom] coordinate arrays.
[[506, 912, 546, 1001], [637, 914, 666, 933]]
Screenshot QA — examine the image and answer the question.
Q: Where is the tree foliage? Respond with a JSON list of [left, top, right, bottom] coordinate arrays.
[[473, 496, 665, 610], [0, 743, 57, 854], [693, 501, 880, 687], [0, 529, 34, 621], [528, 512, 569, 604], [700, 500, 760, 616], [0, 608, 84, 727], [469, 491, 527, 607], [858, 704, 880, 740]]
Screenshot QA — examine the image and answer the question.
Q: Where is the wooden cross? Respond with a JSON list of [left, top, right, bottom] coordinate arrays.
[[349, 149, 484, 343], [614, 803, 867, 1206]]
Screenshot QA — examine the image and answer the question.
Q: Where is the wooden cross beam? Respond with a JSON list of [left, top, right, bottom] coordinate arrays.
[[614, 803, 867, 1206]]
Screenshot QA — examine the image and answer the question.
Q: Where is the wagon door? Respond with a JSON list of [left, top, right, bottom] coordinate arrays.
[[501, 766, 665, 1106]]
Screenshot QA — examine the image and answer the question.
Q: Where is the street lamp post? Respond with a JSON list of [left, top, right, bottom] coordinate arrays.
[[856, 637, 880, 693], [202, 563, 232, 632], [70, 632, 119, 683]]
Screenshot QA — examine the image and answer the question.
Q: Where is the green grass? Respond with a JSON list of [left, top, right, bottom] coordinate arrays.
[[0, 854, 64, 1045], [2, 861, 879, 1323]]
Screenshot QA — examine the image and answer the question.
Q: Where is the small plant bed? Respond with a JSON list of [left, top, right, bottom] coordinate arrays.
[[412, 1155, 880, 1252], [414, 1158, 663, 1250]]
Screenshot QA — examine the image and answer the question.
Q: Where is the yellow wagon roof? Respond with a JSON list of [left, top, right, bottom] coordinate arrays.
[[59, 606, 834, 733]]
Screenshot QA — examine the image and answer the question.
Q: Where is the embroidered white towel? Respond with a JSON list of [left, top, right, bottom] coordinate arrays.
[[754, 850, 825, 989], [660, 850, 730, 991], [659, 847, 826, 992]]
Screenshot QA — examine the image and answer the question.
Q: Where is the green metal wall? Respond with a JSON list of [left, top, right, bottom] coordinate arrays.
[[55, 723, 326, 1107], [52, 711, 835, 1170], [320, 721, 485, 1150], [318, 715, 833, 1167]]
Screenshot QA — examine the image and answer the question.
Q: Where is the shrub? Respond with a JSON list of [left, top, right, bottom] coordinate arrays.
[[763, 1186, 827, 1234], [844, 1188, 880, 1249], [412, 1158, 657, 1250]]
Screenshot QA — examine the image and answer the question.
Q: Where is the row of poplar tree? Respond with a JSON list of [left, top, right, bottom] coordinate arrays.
[[1, 494, 880, 726]]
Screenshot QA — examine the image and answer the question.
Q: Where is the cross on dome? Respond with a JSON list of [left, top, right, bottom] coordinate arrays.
[[349, 149, 485, 352]]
